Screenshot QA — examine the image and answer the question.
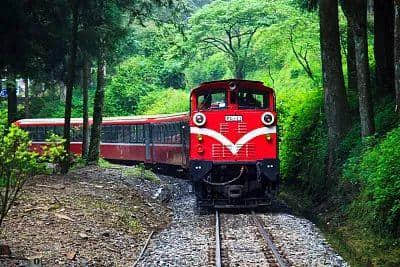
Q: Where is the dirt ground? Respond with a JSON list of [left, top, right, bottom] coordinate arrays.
[[0, 165, 172, 266]]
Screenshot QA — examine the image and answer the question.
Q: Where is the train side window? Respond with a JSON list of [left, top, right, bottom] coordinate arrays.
[[162, 124, 167, 143], [101, 125, 112, 142], [159, 124, 163, 143], [175, 123, 181, 144], [164, 124, 170, 144], [114, 126, 122, 143], [26, 127, 37, 141], [152, 125, 158, 144], [122, 126, 130, 143], [53, 126, 63, 136], [71, 126, 83, 142], [171, 124, 176, 143], [137, 125, 143, 143], [131, 125, 137, 143], [157, 125, 162, 143], [37, 127, 46, 141]]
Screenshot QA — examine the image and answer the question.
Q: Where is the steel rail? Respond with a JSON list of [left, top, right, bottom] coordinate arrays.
[[215, 210, 222, 267], [251, 211, 287, 267]]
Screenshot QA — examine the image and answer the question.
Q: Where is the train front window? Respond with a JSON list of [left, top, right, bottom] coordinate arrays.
[[197, 90, 227, 110], [238, 89, 269, 109]]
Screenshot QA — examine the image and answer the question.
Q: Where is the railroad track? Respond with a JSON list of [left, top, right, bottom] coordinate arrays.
[[214, 210, 288, 267]]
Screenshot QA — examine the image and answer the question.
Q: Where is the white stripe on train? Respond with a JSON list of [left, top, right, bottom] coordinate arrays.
[[190, 126, 276, 155]]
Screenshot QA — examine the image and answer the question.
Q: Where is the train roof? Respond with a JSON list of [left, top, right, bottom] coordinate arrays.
[[199, 79, 264, 86], [192, 79, 272, 94], [15, 112, 189, 126]]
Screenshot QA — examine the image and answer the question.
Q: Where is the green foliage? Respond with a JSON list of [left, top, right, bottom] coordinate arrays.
[[0, 125, 45, 226], [278, 88, 324, 182], [343, 127, 400, 236], [104, 56, 163, 116], [98, 158, 117, 169], [185, 53, 230, 88], [30, 86, 95, 118], [40, 134, 68, 173], [136, 89, 189, 115], [188, 0, 288, 78]]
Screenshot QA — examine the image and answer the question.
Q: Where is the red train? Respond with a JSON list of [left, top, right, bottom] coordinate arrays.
[[15, 79, 279, 209]]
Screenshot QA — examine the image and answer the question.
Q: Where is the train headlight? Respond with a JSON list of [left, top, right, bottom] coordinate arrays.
[[261, 112, 275, 126], [193, 112, 206, 127]]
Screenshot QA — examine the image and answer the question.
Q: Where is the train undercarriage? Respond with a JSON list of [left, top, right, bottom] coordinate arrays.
[[190, 160, 279, 210]]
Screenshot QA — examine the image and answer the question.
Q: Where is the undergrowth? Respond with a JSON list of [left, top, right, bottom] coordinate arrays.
[[280, 94, 400, 266]]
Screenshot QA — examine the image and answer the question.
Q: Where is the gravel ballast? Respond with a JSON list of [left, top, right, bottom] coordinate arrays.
[[137, 175, 347, 266]]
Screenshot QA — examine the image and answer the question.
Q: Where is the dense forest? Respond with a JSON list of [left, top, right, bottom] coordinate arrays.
[[1, 0, 400, 265]]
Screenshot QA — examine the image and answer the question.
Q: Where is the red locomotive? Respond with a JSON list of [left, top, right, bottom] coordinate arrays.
[[189, 80, 279, 209], [15, 79, 279, 209]]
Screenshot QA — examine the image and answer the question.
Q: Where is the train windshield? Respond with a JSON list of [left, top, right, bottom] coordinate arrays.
[[197, 90, 227, 110], [238, 89, 269, 109]]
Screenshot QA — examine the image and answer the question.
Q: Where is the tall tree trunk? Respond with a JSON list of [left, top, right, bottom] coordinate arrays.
[[24, 78, 29, 118], [374, 0, 395, 93], [61, 0, 79, 174], [87, 48, 105, 164], [353, 1, 375, 137], [343, 0, 375, 137], [319, 0, 350, 183], [234, 59, 245, 79], [347, 23, 357, 91], [7, 79, 17, 125], [395, 0, 400, 113], [82, 58, 90, 158]]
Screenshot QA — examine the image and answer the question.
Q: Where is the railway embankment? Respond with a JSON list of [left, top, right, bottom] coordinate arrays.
[[0, 164, 172, 266]]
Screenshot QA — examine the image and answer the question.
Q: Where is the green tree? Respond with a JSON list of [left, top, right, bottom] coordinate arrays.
[[188, 0, 284, 79], [136, 89, 189, 115], [104, 56, 163, 116]]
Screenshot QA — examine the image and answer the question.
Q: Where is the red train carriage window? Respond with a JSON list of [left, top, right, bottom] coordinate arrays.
[[25, 127, 37, 140], [197, 90, 227, 110], [238, 88, 270, 109], [160, 125, 165, 143], [152, 124, 161, 144], [130, 125, 137, 143], [71, 126, 83, 142], [101, 125, 115, 143], [24, 125, 73, 142], [136, 125, 144, 143]]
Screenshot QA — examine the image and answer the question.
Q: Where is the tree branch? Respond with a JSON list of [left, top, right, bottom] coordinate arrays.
[[289, 26, 315, 81]]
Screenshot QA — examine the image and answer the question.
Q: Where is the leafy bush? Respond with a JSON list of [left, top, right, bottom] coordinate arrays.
[[136, 89, 189, 115], [41, 134, 68, 173], [277, 88, 324, 182], [344, 127, 400, 236], [0, 125, 45, 226]]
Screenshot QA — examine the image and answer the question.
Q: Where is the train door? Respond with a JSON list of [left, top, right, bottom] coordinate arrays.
[[144, 124, 152, 162]]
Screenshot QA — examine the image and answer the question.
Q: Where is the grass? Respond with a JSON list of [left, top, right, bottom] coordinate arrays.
[[281, 184, 400, 267], [98, 158, 120, 169], [322, 216, 400, 266], [123, 164, 160, 184]]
